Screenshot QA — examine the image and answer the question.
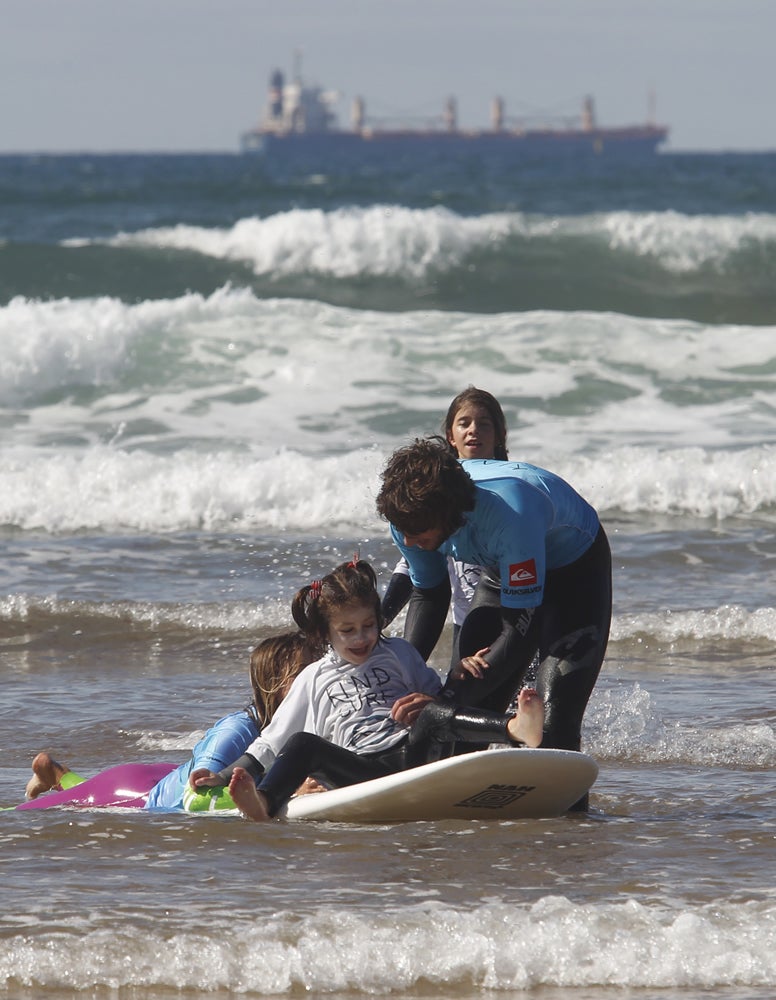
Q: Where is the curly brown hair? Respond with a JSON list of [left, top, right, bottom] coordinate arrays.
[[443, 387, 509, 461], [375, 436, 477, 538], [291, 559, 383, 646]]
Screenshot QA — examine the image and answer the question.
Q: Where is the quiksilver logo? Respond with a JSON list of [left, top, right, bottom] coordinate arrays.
[[509, 559, 537, 586]]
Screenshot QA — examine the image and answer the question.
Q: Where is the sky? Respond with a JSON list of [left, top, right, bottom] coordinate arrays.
[[1, 0, 774, 154]]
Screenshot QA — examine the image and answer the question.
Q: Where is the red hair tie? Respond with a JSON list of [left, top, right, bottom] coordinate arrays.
[[348, 550, 360, 568], [309, 580, 322, 600]]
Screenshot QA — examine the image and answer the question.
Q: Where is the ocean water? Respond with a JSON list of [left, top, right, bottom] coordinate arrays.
[[1, 150, 775, 1000]]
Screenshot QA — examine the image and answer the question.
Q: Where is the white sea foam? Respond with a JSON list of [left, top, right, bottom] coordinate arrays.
[[1, 898, 775, 993], [0, 445, 382, 532], [2, 442, 776, 535], [105, 205, 513, 278], [0, 592, 290, 632], [585, 682, 776, 768], [560, 445, 776, 519], [600, 209, 776, 271], [0, 294, 137, 398], [3, 289, 776, 537], [4, 288, 776, 456], [611, 605, 776, 644], [99, 205, 776, 278]]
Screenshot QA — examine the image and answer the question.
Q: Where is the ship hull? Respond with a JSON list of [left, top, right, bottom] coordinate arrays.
[[241, 127, 668, 160]]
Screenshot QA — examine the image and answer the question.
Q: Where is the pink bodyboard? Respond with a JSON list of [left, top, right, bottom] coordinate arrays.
[[16, 762, 177, 810]]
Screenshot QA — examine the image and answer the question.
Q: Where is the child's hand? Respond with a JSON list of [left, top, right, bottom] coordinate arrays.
[[189, 767, 223, 789], [391, 691, 436, 726], [294, 777, 328, 796], [458, 646, 491, 679]]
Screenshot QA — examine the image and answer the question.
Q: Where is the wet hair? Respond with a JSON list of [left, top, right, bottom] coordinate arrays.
[[291, 559, 383, 645], [375, 436, 477, 538], [249, 631, 324, 725], [443, 386, 509, 461]]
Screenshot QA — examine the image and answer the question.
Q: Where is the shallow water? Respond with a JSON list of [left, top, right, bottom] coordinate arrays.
[[2, 151, 776, 998]]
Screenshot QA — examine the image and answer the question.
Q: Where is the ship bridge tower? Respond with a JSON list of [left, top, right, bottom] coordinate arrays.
[[262, 62, 339, 134]]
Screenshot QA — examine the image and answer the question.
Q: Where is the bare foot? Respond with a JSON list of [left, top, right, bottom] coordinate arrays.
[[25, 752, 71, 799], [228, 766, 272, 822], [506, 687, 544, 748]]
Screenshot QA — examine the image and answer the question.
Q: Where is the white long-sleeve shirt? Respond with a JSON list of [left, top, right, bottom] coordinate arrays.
[[244, 637, 442, 771]]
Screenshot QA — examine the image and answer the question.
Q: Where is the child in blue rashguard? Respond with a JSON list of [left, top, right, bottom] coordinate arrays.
[[24, 631, 322, 812]]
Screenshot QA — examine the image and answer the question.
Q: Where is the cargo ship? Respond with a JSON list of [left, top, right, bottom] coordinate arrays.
[[240, 65, 669, 160]]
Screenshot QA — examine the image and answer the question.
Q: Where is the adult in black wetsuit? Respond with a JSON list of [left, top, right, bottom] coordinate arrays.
[[376, 437, 612, 769]]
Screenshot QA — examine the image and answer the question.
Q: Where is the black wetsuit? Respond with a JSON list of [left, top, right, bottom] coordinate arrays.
[[443, 525, 612, 753], [389, 460, 612, 760]]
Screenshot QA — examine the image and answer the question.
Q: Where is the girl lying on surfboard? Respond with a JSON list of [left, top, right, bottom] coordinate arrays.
[[191, 558, 544, 823], [21, 631, 323, 812]]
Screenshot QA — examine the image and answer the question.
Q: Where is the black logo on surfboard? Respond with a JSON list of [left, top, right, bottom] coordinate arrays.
[[454, 783, 536, 810]]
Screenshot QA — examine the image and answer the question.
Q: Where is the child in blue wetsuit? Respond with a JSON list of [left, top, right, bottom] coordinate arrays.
[[375, 437, 612, 772], [24, 631, 322, 812], [149, 707, 260, 812]]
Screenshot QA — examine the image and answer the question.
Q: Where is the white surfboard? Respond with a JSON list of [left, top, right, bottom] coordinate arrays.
[[282, 747, 597, 823]]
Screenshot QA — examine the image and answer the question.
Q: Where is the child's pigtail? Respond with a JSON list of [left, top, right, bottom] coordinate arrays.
[[291, 580, 324, 638]]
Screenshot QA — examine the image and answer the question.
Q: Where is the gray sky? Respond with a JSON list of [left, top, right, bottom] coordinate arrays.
[[2, 0, 774, 154]]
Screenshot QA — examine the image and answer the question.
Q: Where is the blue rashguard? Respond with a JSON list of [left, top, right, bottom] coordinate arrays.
[[145, 709, 259, 810], [391, 459, 600, 609]]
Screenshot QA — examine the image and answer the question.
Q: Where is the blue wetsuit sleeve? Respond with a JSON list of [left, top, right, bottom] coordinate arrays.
[[146, 710, 260, 809], [190, 712, 260, 773], [389, 524, 448, 588]]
